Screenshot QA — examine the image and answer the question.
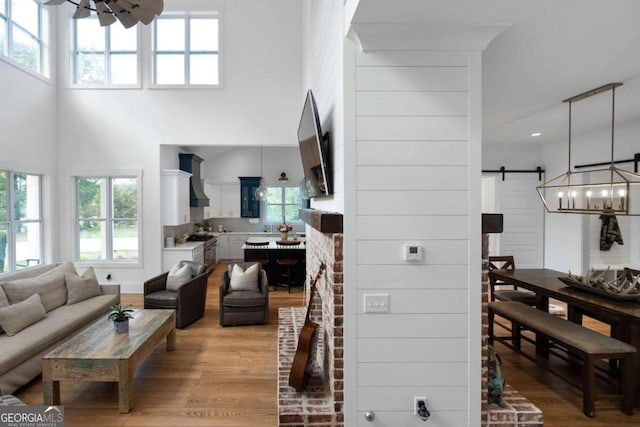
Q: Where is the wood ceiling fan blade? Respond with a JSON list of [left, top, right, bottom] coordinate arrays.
[[115, 0, 162, 18], [95, 1, 117, 26], [112, 8, 139, 28], [72, 0, 91, 19], [115, 0, 156, 24]]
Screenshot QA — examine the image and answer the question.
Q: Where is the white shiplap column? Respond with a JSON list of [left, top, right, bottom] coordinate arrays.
[[344, 24, 506, 426]]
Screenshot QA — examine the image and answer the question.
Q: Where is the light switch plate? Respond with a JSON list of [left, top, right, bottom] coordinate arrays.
[[364, 293, 389, 313]]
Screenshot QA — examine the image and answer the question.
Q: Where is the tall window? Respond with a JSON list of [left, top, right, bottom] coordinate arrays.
[[76, 176, 140, 263], [0, 170, 43, 273], [265, 186, 302, 225], [153, 15, 220, 86], [0, 0, 49, 76], [72, 18, 139, 86]]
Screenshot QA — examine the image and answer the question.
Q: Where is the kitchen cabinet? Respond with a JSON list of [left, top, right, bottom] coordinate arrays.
[[229, 234, 248, 259], [162, 242, 204, 271], [221, 183, 241, 218], [216, 233, 251, 260], [239, 177, 261, 218], [217, 235, 230, 259], [161, 170, 191, 225], [205, 182, 240, 218], [203, 181, 220, 218]]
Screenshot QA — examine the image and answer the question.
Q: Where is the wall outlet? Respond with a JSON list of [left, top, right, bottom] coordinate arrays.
[[414, 396, 427, 416]]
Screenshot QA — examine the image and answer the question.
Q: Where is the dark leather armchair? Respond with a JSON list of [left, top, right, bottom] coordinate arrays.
[[144, 261, 209, 329], [219, 262, 269, 327]]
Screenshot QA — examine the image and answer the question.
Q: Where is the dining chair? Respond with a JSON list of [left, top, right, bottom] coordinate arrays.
[[244, 241, 270, 268], [488, 256, 536, 306], [275, 240, 301, 293]]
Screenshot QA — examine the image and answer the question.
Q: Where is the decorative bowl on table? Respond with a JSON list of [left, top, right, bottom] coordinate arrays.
[[558, 268, 640, 301]]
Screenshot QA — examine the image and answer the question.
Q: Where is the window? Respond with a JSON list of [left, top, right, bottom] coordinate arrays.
[[0, 170, 43, 273], [76, 176, 140, 263], [265, 186, 302, 225], [72, 18, 139, 86], [0, 0, 49, 76], [153, 15, 220, 86]]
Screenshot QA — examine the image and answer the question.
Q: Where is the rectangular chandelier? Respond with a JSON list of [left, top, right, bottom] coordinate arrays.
[[537, 83, 640, 216]]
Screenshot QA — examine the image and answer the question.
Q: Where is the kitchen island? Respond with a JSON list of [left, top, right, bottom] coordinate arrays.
[[242, 237, 306, 290]]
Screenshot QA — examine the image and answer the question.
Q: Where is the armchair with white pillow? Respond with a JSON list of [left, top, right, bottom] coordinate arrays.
[[219, 262, 269, 327], [143, 260, 208, 329]]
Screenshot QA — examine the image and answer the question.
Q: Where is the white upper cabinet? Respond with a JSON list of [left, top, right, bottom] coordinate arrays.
[[205, 182, 241, 218], [203, 180, 221, 218], [220, 183, 241, 218], [161, 170, 192, 225]]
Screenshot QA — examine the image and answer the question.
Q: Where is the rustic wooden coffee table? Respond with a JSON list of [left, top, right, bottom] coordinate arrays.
[[42, 309, 176, 413]]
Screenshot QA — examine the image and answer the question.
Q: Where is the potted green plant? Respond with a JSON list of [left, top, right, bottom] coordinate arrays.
[[108, 304, 135, 334]]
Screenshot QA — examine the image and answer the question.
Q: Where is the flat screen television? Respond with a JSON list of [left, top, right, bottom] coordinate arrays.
[[297, 89, 331, 198]]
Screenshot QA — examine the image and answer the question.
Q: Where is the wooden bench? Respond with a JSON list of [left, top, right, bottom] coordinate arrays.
[[488, 301, 636, 417]]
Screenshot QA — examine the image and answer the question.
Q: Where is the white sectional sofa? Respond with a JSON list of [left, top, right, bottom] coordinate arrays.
[[0, 262, 120, 394]]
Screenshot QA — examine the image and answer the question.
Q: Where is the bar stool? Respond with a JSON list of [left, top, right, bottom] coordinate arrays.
[[275, 240, 301, 293], [244, 241, 270, 268]]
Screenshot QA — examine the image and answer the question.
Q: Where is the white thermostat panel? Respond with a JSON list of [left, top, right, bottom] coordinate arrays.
[[403, 244, 423, 261]]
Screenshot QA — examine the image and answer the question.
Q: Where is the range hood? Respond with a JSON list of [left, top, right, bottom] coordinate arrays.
[[179, 153, 210, 208]]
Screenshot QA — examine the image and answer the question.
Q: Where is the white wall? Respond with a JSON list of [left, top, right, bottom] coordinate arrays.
[[201, 146, 303, 185], [301, 0, 344, 214], [52, 0, 302, 290], [0, 43, 58, 264]]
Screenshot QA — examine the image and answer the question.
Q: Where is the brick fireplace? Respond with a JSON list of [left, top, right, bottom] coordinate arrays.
[[278, 210, 343, 426]]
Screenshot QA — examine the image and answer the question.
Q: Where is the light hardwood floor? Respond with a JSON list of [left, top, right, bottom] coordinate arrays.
[[13, 264, 640, 426], [15, 262, 305, 427]]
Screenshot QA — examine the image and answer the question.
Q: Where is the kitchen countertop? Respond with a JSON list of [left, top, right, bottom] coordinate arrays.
[[163, 241, 204, 250]]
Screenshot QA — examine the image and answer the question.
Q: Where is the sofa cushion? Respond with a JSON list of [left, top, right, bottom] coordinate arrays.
[[0, 293, 46, 337], [223, 290, 266, 307], [66, 267, 102, 305], [1, 262, 75, 312], [0, 288, 8, 309], [229, 263, 260, 292], [0, 293, 117, 375], [144, 290, 178, 309], [166, 262, 192, 292]]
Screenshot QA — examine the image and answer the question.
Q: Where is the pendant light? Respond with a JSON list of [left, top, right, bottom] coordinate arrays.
[[536, 83, 640, 215], [254, 147, 266, 200]]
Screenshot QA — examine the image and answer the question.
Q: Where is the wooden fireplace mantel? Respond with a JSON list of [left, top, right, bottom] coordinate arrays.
[[299, 208, 343, 234]]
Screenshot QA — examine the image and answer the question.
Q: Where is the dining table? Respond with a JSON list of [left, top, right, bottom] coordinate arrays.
[[489, 268, 640, 405]]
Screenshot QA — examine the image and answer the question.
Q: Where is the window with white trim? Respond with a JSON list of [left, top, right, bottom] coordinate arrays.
[[0, 170, 44, 273], [72, 18, 139, 86], [152, 15, 220, 86], [76, 176, 140, 263], [265, 186, 302, 225], [0, 0, 49, 77]]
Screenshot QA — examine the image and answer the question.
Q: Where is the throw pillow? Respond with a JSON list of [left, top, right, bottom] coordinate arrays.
[[229, 263, 260, 292], [0, 293, 46, 336], [65, 267, 102, 305], [166, 262, 192, 292], [1, 262, 75, 312]]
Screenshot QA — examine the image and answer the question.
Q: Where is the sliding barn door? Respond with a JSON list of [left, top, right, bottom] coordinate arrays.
[[484, 174, 544, 268]]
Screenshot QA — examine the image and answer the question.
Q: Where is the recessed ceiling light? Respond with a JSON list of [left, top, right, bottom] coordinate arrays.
[[531, 132, 542, 137]]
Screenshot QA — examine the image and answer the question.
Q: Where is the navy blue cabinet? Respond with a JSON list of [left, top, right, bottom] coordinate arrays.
[[239, 177, 261, 218]]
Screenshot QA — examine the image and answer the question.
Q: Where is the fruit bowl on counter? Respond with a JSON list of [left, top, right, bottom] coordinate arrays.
[[558, 267, 640, 301]]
